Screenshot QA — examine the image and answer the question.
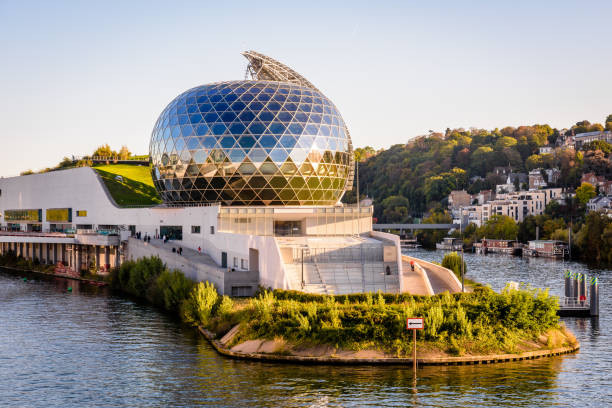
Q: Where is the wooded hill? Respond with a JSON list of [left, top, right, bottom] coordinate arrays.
[[345, 115, 612, 224]]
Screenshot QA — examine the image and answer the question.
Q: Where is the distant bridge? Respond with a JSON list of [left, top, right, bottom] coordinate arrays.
[[373, 224, 458, 231]]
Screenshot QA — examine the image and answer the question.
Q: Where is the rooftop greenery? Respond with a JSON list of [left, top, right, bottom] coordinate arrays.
[[93, 164, 161, 207]]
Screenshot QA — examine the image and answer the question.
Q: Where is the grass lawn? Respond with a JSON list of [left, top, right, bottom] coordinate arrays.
[[93, 164, 161, 207]]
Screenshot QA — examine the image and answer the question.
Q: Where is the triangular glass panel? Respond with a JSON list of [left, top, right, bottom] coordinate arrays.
[[269, 147, 289, 163]]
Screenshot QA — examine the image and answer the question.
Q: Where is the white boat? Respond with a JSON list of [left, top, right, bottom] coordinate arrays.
[[436, 237, 463, 251]]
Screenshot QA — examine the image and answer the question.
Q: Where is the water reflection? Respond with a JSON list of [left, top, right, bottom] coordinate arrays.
[[1, 255, 611, 407]]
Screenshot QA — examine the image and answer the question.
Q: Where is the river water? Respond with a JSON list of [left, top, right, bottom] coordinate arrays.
[[0, 251, 610, 407]]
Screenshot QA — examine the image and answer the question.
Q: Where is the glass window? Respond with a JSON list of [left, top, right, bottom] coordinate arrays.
[[212, 123, 227, 135], [196, 123, 209, 136], [257, 110, 275, 122], [191, 225, 201, 234], [214, 102, 228, 111], [202, 136, 217, 148], [259, 135, 277, 148], [220, 111, 237, 122], [269, 122, 286, 134], [238, 135, 256, 149], [198, 103, 212, 112], [189, 114, 202, 124], [230, 101, 246, 111], [279, 135, 297, 149], [220, 136, 236, 148], [247, 122, 266, 135]]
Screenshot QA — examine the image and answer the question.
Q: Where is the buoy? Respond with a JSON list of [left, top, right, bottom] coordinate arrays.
[[67, 287, 72, 292]]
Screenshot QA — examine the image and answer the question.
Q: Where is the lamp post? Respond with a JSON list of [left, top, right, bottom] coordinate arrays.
[[460, 208, 464, 293]]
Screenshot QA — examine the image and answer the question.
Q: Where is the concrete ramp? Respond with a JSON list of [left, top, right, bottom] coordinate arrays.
[[402, 255, 462, 294], [400, 256, 434, 296]]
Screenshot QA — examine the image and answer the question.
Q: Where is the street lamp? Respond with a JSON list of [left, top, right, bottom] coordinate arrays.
[[460, 208, 465, 293]]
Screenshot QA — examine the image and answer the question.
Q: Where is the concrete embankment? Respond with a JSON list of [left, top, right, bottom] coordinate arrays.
[[198, 326, 579, 366], [0, 264, 108, 286]]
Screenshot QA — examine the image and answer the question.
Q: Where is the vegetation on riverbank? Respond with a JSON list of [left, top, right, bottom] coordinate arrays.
[[441, 252, 467, 279], [0, 250, 55, 274], [104, 256, 574, 358]]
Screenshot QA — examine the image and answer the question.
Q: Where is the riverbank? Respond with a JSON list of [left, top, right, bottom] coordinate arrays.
[[198, 326, 579, 365], [2, 254, 580, 366], [192, 286, 579, 364], [0, 264, 108, 286]]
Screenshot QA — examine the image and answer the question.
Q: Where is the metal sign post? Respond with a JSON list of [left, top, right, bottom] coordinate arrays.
[[407, 318, 424, 375]]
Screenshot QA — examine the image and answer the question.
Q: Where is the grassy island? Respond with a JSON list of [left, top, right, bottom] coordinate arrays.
[[109, 257, 577, 360]]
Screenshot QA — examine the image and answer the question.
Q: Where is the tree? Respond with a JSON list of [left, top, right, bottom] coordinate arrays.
[[470, 146, 494, 175], [442, 252, 467, 279], [575, 182, 596, 205], [605, 114, 612, 131], [494, 136, 517, 150], [93, 144, 116, 157], [583, 150, 611, 176], [380, 195, 411, 223], [119, 145, 131, 160], [582, 140, 612, 155], [477, 215, 518, 240], [575, 212, 612, 265], [417, 211, 452, 249], [354, 146, 376, 162], [525, 154, 543, 170]]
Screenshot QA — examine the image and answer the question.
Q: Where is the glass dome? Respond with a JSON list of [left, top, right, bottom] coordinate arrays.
[[149, 80, 353, 206]]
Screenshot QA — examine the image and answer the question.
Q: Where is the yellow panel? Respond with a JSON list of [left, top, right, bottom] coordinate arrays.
[[46, 208, 71, 222]]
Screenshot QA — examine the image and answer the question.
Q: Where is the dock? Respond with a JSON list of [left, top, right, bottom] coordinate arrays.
[[557, 272, 599, 317]]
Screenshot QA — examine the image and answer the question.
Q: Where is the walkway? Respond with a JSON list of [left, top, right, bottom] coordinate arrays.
[[400, 258, 433, 295], [402, 255, 462, 294], [143, 238, 220, 268]]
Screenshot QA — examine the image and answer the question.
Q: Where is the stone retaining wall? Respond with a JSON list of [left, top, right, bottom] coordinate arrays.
[[198, 327, 579, 366]]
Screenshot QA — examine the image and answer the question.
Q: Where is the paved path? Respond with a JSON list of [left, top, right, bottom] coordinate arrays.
[[403, 255, 462, 294], [142, 238, 221, 268], [400, 258, 433, 295]]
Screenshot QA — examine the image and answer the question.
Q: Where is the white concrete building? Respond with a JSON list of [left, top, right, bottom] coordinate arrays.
[[0, 167, 402, 296]]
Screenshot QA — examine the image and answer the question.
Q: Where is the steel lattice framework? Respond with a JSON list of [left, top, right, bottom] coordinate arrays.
[[149, 51, 354, 206]]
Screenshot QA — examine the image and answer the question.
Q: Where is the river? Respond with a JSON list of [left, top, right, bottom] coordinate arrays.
[[0, 251, 610, 407]]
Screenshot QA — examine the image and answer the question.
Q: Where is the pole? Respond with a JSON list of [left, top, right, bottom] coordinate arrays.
[[460, 209, 465, 293], [568, 223, 572, 259], [301, 248, 304, 289], [413, 328, 417, 375], [590, 277, 599, 317]]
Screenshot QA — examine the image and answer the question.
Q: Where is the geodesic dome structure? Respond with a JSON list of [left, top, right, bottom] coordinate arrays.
[[149, 52, 354, 206]]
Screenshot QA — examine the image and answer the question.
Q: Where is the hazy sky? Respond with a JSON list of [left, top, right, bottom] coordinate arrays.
[[1, 0, 610, 176]]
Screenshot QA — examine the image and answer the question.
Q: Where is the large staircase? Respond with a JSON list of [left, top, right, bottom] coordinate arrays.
[[277, 236, 399, 295]]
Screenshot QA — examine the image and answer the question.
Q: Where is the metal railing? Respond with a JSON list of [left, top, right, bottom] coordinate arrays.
[[560, 297, 590, 308]]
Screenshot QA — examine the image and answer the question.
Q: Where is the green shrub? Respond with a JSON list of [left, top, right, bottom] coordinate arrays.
[[156, 269, 194, 312], [216, 295, 234, 319], [442, 252, 467, 278], [182, 281, 219, 325]]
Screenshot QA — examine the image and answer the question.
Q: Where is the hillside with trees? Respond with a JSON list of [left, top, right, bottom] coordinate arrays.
[[345, 115, 612, 223]]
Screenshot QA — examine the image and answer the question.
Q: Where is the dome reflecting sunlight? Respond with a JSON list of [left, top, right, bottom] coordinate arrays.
[[150, 80, 353, 206]]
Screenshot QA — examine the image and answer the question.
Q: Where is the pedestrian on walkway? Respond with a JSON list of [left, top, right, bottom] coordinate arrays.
[[198, 246, 201, 253], [179, 247, 183, 256]]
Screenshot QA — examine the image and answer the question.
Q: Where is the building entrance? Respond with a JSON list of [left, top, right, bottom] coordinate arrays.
[[160, 225, 183, 240], [274, 220, 302, 237]]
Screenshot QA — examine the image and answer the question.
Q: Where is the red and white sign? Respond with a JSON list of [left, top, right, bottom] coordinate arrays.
[[406, 318, 424, 330]]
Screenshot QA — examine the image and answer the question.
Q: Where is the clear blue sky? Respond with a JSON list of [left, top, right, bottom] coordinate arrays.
[[1, 0, 610, 176]]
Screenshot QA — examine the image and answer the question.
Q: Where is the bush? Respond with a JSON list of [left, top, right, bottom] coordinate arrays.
[[156, 269, 194, 312], [182, 281, 219, 325], [217, 286, 560, 355], [442, 252, 467, 278]]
